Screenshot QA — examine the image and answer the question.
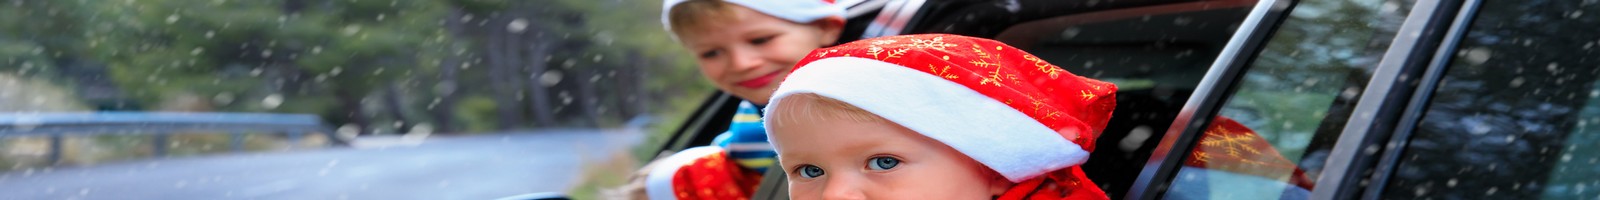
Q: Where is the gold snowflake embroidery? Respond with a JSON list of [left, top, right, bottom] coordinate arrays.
[[867, 46, 885, 59], [1192, 151, 1213, 163], [867, 39, 908, 60], [1024, 55, 1064, 79], [904, 36, 956, 50], [1080, 90, 1096, 101], [967, 44, 1003, 68], [1025, 93, 1062, 120], [1031, 98, 1047, 113], [969, 60, 1000, 68], [928, 64, 959, 79], [972, 44, 992, 59], [886, 48, 907, 59], [814, 49, 839, 58], [1197, 128, 1263, 158], [871, 39, 897, 45], [1043, 111, 1062, 120], [1044, 67, 1064, 79], [980, 68, 1004, 86]]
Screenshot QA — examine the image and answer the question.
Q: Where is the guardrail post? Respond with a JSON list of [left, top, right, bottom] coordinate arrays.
[[152, 134, 168, 157], [48, 135, 63, 165], [285, 130, 303, 149], [231, 131, 246, 152]]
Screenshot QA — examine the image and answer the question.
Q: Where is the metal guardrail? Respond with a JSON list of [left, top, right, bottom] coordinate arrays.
[[0, 112, 345, 165]]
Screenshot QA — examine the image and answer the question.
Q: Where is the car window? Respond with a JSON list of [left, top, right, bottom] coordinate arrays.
[[984, 0, 1258, 197], [1380, 0, 1600, 199], [1164, 0, 1417, 199]]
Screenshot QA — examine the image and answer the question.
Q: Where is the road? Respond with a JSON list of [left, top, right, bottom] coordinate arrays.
[[0, 129, 644, 200]]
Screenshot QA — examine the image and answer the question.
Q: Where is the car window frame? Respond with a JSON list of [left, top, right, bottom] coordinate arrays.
[[1127, 0, 1481, 199], [1345, 0, 1600, 198], [1340, 0, 1484, 199], [1126, 0, 1300, 199], [1365, 0, 1600, 195], [1310, 0, 1471, 198]]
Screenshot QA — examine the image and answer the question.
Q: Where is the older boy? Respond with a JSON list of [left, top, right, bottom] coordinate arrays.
[[638, 0, 846, 199]]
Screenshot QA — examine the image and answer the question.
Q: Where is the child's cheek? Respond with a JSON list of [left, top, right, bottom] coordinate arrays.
[[786, 179, 828, 199]]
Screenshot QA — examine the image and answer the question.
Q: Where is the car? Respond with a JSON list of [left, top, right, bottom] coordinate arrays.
[[651, 0, 1600, 199]]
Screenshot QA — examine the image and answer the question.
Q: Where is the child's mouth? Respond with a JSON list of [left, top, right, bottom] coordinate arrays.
[[736, 71, 780, 89]]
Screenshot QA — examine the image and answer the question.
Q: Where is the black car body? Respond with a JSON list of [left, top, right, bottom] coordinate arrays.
[[654, 0, 1600, 199]]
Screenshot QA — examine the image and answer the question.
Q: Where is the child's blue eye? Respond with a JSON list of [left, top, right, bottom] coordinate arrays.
[[868, 157, 900, 171], [798, 165, 825, 178]]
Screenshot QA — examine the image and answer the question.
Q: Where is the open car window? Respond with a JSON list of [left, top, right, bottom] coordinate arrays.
[[977, 0, 1258, 198], [1164, 0, 1418, 199]]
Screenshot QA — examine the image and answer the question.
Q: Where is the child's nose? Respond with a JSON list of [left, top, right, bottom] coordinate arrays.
[[821, 176, 867, 200], [728, 47, 765, 71]]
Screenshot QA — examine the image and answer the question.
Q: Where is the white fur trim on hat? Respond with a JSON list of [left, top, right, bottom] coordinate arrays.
[[661, 0, 844, 32], [644, 146, 723, 200], [764, 57, 1090, 182]]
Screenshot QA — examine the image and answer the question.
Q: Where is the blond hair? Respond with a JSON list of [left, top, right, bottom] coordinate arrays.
[[767, 93, 888, 129], [667, 0, 740, 36]]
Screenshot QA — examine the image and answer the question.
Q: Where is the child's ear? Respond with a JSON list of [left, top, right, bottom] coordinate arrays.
[[986, 169, 1013, 195], [811, 16, 846, 46]]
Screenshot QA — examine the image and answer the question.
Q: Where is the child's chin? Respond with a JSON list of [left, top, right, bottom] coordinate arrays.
[[725, 89, 771, 104]]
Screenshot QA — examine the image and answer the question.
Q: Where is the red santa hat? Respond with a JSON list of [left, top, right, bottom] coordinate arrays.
[[764, 34, 1118, 182], [1171, 117, 1316, 197], [661, 0, 844, 33]]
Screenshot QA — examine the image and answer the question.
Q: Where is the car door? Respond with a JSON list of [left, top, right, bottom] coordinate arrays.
[[1124, 0, 1587, 199]]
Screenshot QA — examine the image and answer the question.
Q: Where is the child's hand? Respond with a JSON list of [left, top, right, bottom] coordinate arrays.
[[1057, 126, 1081, 141]]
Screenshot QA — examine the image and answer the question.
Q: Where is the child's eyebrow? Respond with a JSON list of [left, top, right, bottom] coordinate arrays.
[[833, 133, 893, 156], [839, 137, 884, 152], [774, 152, 810, 169], [778, 133, 888, 162], [739, 29, 783, 37]]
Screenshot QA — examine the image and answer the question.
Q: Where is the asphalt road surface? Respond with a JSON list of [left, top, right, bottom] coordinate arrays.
[[0, 129, 644, 200]]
